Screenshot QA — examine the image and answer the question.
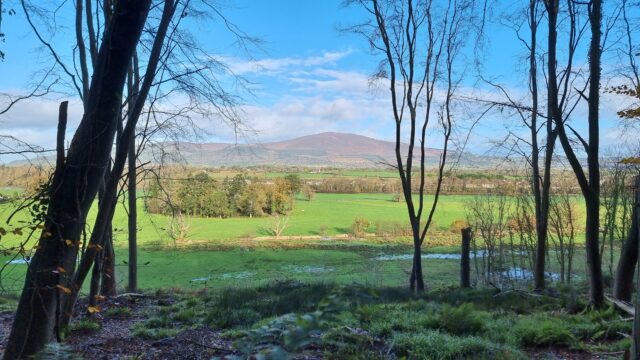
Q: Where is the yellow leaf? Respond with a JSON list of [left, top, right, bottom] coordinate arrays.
[[43, 231, 53, 238], [56, 285, 71, 294], [57, 266, 66, 273], [65, 240, 79, 247], [87, 306, 101, 314], [94, 295, 106, 302]]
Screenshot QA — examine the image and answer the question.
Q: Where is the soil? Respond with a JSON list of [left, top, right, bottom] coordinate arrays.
[[0, 294, 235, 359]]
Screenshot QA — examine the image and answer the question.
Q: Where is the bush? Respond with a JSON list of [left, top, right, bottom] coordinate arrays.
[[351, 217, 370, 238]]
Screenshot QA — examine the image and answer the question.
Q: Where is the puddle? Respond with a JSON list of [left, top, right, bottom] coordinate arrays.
[[495, 267, 560, 281], [221, 271, 255, 279], [375, 251, 488, 261], [283, 265, 334, 273], [5, 259, 29, 265]]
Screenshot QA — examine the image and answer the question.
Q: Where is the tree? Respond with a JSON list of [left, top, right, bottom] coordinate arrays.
[[353, 0, 479, 291], [3, 1, 152, 357], [544, 0, 605, 307], [302, 184, 315, 201], [487, 0, 557, 291], [612, 0, 640, 301], [284, 174, 302, 195], [59, 0, 180, 331]]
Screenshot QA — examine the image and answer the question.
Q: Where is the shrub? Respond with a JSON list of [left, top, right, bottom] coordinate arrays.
[[351, 217, 370, 238]]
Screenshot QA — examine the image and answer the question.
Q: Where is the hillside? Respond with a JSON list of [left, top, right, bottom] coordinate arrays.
[[149, 132, 495, 168]]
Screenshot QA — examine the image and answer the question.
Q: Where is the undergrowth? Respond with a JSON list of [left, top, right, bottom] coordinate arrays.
[[127, 280, 631, 359]]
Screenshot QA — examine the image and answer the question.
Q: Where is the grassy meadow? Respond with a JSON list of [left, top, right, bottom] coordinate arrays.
[[0, 181, 630, 358], [0, 193, 480, 248], [0, 192, 588, 249], [0, 189, 592, 295]]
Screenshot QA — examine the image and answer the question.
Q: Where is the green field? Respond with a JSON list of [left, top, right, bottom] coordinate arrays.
[[1, 245, 598, 295], [0, 191, 594, 296], [0, 193, 482, 248]]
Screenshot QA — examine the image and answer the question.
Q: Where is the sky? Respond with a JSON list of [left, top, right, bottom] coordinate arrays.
[[0, 0, 638, 160]]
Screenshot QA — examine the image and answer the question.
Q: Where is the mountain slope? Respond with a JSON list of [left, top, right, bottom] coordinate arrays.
[[153, 132, 446, 167]]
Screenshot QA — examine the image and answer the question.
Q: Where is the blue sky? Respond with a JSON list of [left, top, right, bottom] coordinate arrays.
[[0, 0, 637, 157]]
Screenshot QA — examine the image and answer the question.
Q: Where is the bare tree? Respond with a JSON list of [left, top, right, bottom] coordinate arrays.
[[548, 179, 578, 284], [544, 0, 606, 307], [488, 0, 556, 291], [351, 0, 479, 291]]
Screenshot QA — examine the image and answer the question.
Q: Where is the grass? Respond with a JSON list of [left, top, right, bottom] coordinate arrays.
[[67, 319, 100, 334], [125, 281, 629, 358], [0, 243, 602, 297], [103, 306, 132, 318], [0, 192, 587, 249]]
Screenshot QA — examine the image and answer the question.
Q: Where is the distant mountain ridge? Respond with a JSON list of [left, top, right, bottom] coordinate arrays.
[[6, 132, 500, 168], [149, 132, 493, 168]]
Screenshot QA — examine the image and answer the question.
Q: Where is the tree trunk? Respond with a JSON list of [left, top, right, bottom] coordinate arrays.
[[100, 227, 117, 296], [410, 243, 424, 292], [585, 196, 605, 307], [89, 172, 109, 308], [59, 0, 177, 331], [631, 176, 640, 359], [614, 176, 640, 301], [128, 136, 138, 293], [585, 0, 604, 309], [3, 2, 151, 358], [461, 227, 471, 288]]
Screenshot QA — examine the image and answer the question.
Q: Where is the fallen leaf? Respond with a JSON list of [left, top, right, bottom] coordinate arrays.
[[56, 285, 71, 294]]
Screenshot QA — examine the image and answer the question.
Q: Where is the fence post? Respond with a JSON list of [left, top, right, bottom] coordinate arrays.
[[461, 227, 472, 288]]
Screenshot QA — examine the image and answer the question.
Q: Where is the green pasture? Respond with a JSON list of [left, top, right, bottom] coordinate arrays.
[[0, 193, 587, 249]]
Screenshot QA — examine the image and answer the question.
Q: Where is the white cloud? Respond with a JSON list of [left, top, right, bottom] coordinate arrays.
[[0, 96, 83, 150], [237, 95, 392, 142], [224, 49, 353, 75]]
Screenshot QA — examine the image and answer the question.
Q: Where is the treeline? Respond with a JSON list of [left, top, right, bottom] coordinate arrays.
[[0, 164, 584, 197], [145, 172, 313, 218]]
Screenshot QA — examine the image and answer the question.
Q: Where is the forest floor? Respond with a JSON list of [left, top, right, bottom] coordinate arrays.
[[0, 281, 631, 359]]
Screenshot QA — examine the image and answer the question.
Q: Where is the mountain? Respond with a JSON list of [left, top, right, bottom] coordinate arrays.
[[150, 132, 449, 168]]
